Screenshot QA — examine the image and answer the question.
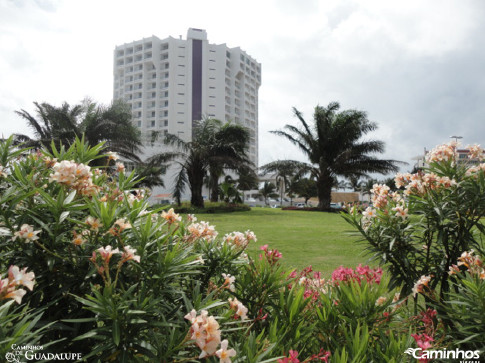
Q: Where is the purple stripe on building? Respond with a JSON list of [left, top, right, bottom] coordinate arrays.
[[191, 39, 203, 131]]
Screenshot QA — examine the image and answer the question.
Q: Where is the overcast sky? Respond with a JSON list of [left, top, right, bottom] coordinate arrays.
[[1, 0, 484, 174]]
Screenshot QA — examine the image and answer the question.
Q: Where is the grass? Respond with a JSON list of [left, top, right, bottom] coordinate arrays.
[[195, 208, 373, 275]]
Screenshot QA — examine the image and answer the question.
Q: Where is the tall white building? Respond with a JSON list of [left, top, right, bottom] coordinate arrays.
[[113, 28, 261, 168]]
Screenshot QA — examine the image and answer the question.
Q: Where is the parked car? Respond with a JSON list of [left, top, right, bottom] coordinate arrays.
[[295, 203, 305, 208]]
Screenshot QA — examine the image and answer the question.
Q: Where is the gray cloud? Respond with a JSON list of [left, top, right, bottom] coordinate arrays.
[[0, 0, 484, 177]]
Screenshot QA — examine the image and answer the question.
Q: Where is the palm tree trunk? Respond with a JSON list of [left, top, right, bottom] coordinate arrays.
[[317, 173, 333, 211], [188, 166, 205, 208], [191, 182, 205, 208]]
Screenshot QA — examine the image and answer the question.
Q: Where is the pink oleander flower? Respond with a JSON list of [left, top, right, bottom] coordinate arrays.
[[371, 183, 390, 209], [8, 266, 35, 291], [412, 275, 432, 297], [221, 273, 235, 292], [375, 296, 387, 306], [466, 144, 484, 160], [72, 231, 86, 246], [278, 350, 300, 363], [392, 205, 408, 220], [186, 221, 218, 242], [223, 232, 247, 248], [96, 245, 120, 263], [108, 218, 132, 236], [216, 339, 237, 363], [106, 151, 119, 161], [187, 214, 197, 222], [412, 333, 434, 350], [161, 208, 181, 225], [1, 266, 36, 305], [198, 336, 220, 359], [394, 173, 412, 189], [85, 216, 102, 231], [203, 316, 221, 340], [236, 302, 248, 320], [191, 321, 207, 342], [121, 245, 140, 263], [184, 309, 198, 324], [49, 160, 100, 196], [13, 224, 41, 243], [426, 141, 457, 163], [362, 207, 377, 219], [115, 162, 125, 173], [456, 249, 484, 278]]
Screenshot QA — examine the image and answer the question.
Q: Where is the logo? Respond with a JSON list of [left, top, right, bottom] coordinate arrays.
[[5, 351, 21, 363], [5, 345, 82, 362], [404, 347, 481, 361]]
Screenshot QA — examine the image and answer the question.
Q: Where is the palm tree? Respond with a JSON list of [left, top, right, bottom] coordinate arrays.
[[348, 175, 365, 192], [235, 165, 259, 203], [258, 182, 279, 206], [271, 102, 401, 211], [149, 119, 251, 208], [260, 160, 303, 205], [14, 99, 142, 162], [133, 162, 167, 189], [207, 122, 251, 202]]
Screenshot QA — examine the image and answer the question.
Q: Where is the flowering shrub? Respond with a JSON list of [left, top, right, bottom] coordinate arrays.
[[1, 137, 482, 361], [344, 141, 485, 301]]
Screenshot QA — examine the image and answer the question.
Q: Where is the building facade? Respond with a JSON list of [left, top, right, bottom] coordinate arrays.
[[113, 28, 261, 168]]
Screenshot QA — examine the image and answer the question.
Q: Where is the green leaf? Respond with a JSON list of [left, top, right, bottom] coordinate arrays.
[[113, 321, 120, 346], [64, 190, 77, 205]]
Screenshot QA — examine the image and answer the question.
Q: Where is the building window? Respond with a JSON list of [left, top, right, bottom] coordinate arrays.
[[164, 120, 168, 126], [151, 120, 155, 127]]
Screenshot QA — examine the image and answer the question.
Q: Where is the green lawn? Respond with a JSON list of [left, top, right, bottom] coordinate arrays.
[[195, 208, 373, 275]]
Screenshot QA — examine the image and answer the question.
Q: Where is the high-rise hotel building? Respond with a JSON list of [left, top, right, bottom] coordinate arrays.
[[113, 28, 261, 166]]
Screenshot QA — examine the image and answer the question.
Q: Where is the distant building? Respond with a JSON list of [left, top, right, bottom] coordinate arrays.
[[113, 28, 261, 168]]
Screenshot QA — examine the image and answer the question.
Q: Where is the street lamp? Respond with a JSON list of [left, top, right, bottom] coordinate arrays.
[[450, 135, 463, 143]]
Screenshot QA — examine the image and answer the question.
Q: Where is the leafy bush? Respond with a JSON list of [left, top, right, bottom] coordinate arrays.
[[172, 202, 251, 214], [2, 136, 481, 361], [343, 141, 485, 301]]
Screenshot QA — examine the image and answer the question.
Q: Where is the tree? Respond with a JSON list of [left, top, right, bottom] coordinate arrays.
[[133, 162, 167, 189], [258, 182, 279, 206], [207, 123, 251, 202], [219, 181, 242, 203], [271, 102, 401, 210], [260, 160, 303, 205], [348, 175, 365, 192], [293, 178, 318, 205], [236, 165, 259, 203], [149, 119, 251, 208], [14, 99, 142, 163]]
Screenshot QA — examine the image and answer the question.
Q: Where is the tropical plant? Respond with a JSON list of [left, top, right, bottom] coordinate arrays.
[[344, 141, 485, 304], [132, 162, 166, 189], [347, 175, 365, 192], [235, 165, 259, 203], [260, 160, 304, 207], [149, 118, 251, 208], [258, 182, 279, 205], [271, 102, 400, 210], [219, 181, 242, 204], [293, 178, 318, 205], [14, 99, 142, 162]]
